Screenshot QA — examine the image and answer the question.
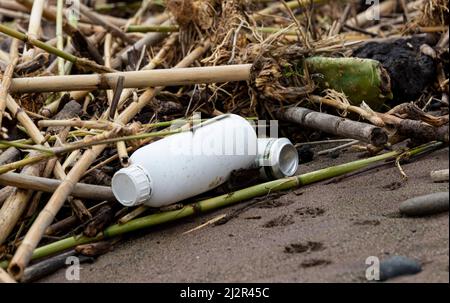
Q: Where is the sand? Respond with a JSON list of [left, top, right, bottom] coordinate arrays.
[[41, 147, 449, 283]]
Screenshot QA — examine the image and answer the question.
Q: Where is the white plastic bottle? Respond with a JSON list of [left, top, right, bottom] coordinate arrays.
[[112, 114, 258, 207], [112, 114, 300, 208]]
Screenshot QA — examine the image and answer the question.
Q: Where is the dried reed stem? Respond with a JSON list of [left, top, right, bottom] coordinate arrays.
[[0, 40, 18, 133], [22, 0, 45, 60], [10, 64, 251, 93]]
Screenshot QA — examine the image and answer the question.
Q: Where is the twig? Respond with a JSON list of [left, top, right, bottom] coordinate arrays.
[[0, 24, 113, 74], [79, 3, 133, 44], [317, 140, 360, 156]]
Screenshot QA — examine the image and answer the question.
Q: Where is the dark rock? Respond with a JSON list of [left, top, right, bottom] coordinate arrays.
[[297, 145, 314, 164], [353, 36, 437, 103], [400, 192, 449, 217], [380, 256, 422, 281]]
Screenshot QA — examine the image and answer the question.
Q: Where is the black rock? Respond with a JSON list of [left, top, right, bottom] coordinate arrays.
[[354, 36, 437, 104], [297, 145, 314, 164]]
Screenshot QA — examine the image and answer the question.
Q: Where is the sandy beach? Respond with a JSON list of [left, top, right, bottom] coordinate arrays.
[[41, 147, 449, 283]]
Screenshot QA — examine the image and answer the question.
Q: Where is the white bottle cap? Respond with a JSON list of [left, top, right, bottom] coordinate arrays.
[[257, 138, 299, 179], [112, 165, 152, 207]]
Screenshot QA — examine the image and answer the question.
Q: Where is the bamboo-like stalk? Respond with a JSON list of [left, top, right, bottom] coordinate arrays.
[[16, 0, 126, 30], [0, 147, 20, 165], [0, 172, 114, 200], [0, 147, 20, 207], [38, 118, 125, 131], [1, 142, 442, 270], [279, 107, 389, 146], [0, 187, 15, 207], [0, 267, 16, 283], [0, 24, 113, 74], [7, 42, 211, 279], [125, 24, 301, 36], [9, 64, 251, 93], [0, 153, 45, 245], [0, 40, 19, 133], [0, 130, 97, 151], [0, 7, 29, 20], [5, 94, 66, 179], [0, 128, 182, 174], [124, 0, 151, 28], [126, 24, 180, 33], [0, 50, 9, 63], [22, 0, 45, 60], [56, 0, 65, 76], [346, 0, 397, 28], [118, 206, 149, 224], [0, 0, 28, 12]]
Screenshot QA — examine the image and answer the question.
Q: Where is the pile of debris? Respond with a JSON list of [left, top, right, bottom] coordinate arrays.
[[0, 0, 448, 283]]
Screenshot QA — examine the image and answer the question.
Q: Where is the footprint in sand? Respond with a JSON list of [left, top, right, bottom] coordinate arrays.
[[284, 241, 325, 254], [263, 214, 295, 228], [295, 207, 325, 218]]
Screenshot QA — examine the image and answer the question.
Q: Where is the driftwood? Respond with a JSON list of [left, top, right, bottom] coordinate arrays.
[[0, 172, 115, 201], [279, 107, 389, 147], [75, 240, 114, 257], [20, 250, 94, 283], [83, 205, 114, 238]]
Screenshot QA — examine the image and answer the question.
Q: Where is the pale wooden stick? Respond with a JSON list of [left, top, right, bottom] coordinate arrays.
[[0, 153, 45, 245], [0, 40, 19, 133], [346, 0, 397, 28], [9, 64, 251, 93], [0, 7, 29, 20], [0, 147, 20, 165], [0, 0, 28, 12], [8, 42, 211, 279], [22, 0, 46, 60], [279, 107, 388, 146], [38, 118, 125, 131], [5, 94, 66, 179], [0, 187, 15, 207], [15, 0, 127, 27], [0, 267, 16, 283]]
